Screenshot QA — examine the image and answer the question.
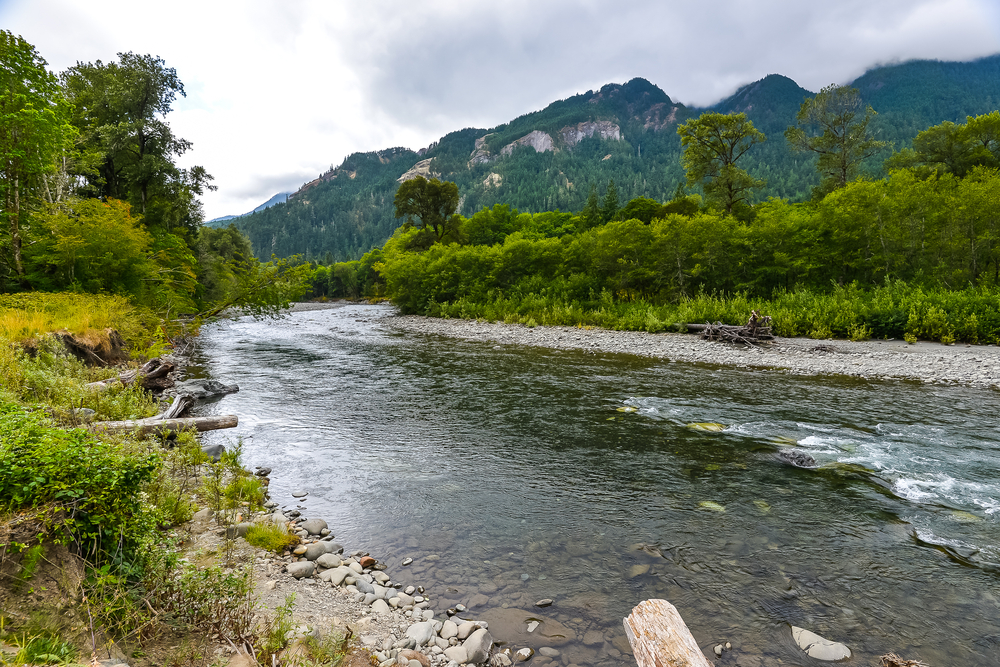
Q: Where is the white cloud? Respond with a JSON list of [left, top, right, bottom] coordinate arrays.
[[1, 0, 998, 219]]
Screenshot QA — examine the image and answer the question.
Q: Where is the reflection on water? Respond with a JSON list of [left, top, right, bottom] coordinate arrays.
[[193, 304, 1000, 666]]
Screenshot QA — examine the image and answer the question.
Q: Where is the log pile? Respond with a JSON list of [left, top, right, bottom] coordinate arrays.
[[687, 310, 774, 346]]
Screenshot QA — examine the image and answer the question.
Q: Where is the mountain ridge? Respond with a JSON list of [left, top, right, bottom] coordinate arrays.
[[228, 53, 1000, 261]]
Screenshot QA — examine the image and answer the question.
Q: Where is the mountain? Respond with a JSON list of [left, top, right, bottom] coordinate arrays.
[[229, 56, 1000, 262], [205, 191, 291, 227]]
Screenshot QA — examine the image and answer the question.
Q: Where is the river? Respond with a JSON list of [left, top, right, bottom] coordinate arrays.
[[191, 302, 1000, 666]]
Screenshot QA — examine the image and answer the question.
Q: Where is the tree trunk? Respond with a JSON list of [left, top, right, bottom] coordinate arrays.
[[623, 599, 714, 667]]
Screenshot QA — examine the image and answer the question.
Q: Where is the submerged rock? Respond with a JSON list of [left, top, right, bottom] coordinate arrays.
[[698, 500, 726, 512], [778, 448, 817, 468], [687, 422, 726, 432], [172, 379, 239, 399]]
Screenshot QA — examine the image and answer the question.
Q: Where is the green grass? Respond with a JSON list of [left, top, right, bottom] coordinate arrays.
[[245, 523, 300, 553], [428, 281, 1000, 344]]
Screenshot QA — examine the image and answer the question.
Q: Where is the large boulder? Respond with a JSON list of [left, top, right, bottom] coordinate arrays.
[[300, 518, 328, 535], [405, 621, 437, 647], [463, 628, 494, 664], [172, 379, 239, 400]]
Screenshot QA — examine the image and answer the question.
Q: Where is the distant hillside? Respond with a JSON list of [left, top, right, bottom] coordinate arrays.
[[206, 192, 291, 227], [229, 55, 1000, 262]]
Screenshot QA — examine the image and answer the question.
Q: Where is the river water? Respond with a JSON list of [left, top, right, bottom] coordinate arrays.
[[192, 303, 1000, 666]]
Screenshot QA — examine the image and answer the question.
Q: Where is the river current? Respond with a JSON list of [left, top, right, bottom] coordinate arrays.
[[192, 303, 1000, 666]]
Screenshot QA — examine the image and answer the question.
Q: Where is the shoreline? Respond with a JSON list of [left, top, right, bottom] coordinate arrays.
[[387, 313, 1000, 390]]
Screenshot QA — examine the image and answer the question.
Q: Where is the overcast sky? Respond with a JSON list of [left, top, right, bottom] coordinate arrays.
[[2, 0, 999, 219]]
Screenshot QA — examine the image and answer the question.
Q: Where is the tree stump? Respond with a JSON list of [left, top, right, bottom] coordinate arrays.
[[623, 599, 714, 667]]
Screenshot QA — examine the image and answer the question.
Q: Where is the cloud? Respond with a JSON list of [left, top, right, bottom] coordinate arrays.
[[1, 0, 998, 219]]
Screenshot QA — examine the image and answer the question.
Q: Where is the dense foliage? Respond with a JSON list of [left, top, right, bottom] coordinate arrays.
[[231, 56, 1000, 262], [0, 32, 307, 315]]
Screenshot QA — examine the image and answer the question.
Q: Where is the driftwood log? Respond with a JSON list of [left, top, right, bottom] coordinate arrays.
[[687, 310, 774, 346], [86, 357, 176, 392], [89, 394, 238, 436], [624, 599, 713, 667]]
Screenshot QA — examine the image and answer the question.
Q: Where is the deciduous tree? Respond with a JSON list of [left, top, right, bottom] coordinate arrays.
[[785, 85, 886, 198], [393, 176, 461, 247], [677, 112, 766, 215]]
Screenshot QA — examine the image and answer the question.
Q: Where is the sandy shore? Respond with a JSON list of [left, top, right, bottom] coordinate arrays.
[[388, 315, 1000, 390]]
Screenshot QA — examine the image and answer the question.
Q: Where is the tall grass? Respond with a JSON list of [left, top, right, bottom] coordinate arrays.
[[429, 281, 1000, 344]]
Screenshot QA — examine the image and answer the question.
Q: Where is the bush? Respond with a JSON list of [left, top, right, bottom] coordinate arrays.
[[0, 401, 159, 561]]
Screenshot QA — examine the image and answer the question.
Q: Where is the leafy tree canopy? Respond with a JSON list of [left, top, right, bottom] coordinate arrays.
[[677, 112, 766, 215]]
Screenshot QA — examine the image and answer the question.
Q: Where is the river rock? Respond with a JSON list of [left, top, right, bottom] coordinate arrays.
[[398, 650, 429, 667], [405, 621, 437, 646], [515, 647, 533, 661], [476, 608, 575, 646], [397, 592, 415, 606], [201, 444, 226, 461], [315, 553, 342, 569], [791, 626, 851, 661], [464, 628, 493, 664], [286, 561, 314, 579], [534, 598, 553, 607], [225, 522, 252, 539], [778, 449, 817, 468], [301, 518, 328, 535], [173, 379, 239, 399], [538, 647, 560, 657], [304, 541, 341, 561], [443, 646, 467, 664], [468, 593, 490, 608], [440, 620, 458, 639], [456, 621, 476, 640], [582, 630, 604, 646], [318, 566, 353, 585]]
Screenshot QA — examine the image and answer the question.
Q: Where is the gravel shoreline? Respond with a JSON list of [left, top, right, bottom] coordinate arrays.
[[388, 315, 1000, 390]]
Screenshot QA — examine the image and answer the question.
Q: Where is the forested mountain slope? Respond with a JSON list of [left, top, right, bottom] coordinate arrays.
[[232, 55, 1000, 261]]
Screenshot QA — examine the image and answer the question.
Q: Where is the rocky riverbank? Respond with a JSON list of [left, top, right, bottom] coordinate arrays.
[[389, 315, 1000, 389], [194, 490, 542, 667]]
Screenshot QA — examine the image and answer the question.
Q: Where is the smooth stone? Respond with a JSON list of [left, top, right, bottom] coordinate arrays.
[[538, 647, 560, 657], [315, 553, 342, 569], [372, 599, 391, 615], [402, 557, 413, 566], [405, 586, 416, 595], [255, 467, 272, 477], [629, 564, 650, 578], [468, 593, 489, 608], [304, 541, 339, 561], [292, 545, 308, 556], [326, 566, 354, 585], [388, 597, 401, 608], [354, 578, 375, 594], [269, 512, 288, 526], [526, 621, 539, 633], [443, 646, 467, 664], [582, 630, 603, 646], [372, 584, 390, 599], [405, 621, 437, 647], [363, 593, 377, 605], [440, 620, 459, 639], [398, 650, 429, 667], [714, 644, 724, 657], [791, 626, 851, 661], [201, 443, 226, 461], [173, 378, 238, 399], [225, 522, 252, 539], [463, 628, 494, 665], [397, 593, 415, 606], [534, 599, 553, 607], [373, 571, 391, 584], [476, 609, 575, 647], [515, 647, 534, 661], [456, 622, 476, 640], [300, 518, 328, 535], [286, 561, 314, 579], [291, 489, 308, 498], [348, 560, 364, 573], [455, 604, 467, 612]]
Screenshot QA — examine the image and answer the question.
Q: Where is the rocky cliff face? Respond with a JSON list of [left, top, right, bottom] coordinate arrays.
[[397, 158, 440, 183], [468, 134, 494, 167], [500, 130, 556, 157], [559, 121, 621, 148]]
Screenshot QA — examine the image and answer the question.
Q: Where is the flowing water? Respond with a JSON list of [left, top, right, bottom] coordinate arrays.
[[192, 303, 1000, 666]]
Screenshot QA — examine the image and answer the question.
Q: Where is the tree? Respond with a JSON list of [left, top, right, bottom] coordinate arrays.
[[601, 179, 620, 222], [393, 176, 461, 248], [0, 31, 76, 286], [785, 85, 887, 198], [677, 112, 766, 215], [62, 52, 213, 234], [886, 111, 1000, 177]]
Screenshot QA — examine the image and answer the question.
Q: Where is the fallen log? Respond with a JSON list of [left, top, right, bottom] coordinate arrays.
[[687, 310, 774, 346], [624, 599, 713, 667], [86, 357, 176, 392], [89, 414, 238, 436]]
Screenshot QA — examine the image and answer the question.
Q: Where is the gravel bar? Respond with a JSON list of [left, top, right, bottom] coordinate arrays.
[[389, 315, 1000, 390]]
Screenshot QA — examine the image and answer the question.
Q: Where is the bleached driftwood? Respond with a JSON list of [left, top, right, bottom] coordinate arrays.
[[687, 310, 774, 346], [89, 394, 237, 436], [86, 357, 176, 392], [624, 599, 713, 667]]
